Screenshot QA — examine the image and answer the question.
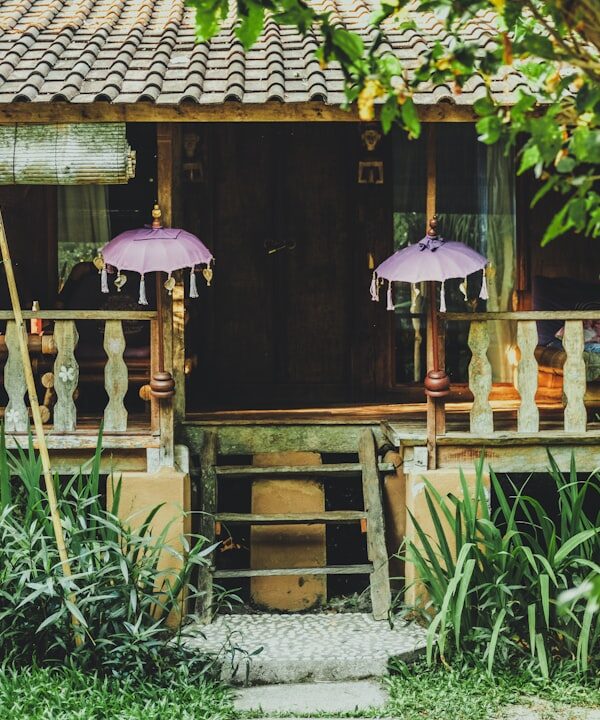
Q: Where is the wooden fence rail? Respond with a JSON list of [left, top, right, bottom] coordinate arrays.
[[0, 310, 157, 433], [441, 311, 597, 437]]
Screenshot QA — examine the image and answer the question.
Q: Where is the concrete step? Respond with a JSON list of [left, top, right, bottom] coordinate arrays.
[[184, 613, 427, 685], [234, 680, 388, 715]]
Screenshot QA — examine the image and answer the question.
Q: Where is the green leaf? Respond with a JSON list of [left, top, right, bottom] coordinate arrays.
[[236, 0, 265, 50], [531, 175, 559, 207], [571, 128, 600, 164], [400, 97, 420, 139], [331, 29, 364, 61], [476, 115, 502, 145], [541, 202, 571, 245], [487, 607, 507, 675], [473, 95, 495, 117], [556, 156, 575, 174], [539, 574, 550, 628], [555, 528, 600, 564], [65, 600, 88, 629], [527, 603, 536, 657], [518, 144, 541, 175], [380, 97, 398, 134], [569, 197, 587, 230], [190, 0, 229, 42], [535, 633, 549, 680]]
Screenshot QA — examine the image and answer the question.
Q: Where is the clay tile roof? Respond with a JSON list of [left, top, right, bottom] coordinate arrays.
[[0, 0, 526, 105]]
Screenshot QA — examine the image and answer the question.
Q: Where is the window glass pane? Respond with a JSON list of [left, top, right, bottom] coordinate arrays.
[[56, 124, 156, 306], [392, 124, 516, 385], [392, 132, 426, 384]]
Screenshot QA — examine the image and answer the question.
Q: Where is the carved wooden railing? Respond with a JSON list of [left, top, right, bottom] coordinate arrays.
[[0, 310, 158, 434], [443, 311, 595, 435]]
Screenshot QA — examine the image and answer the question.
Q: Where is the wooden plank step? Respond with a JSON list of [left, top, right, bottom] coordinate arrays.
[[215, 462, 395, 478], [215, 511, 367, 525], [213, 563, 373, 578]]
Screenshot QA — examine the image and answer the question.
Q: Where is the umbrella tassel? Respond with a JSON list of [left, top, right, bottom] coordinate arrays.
[[138, 274, 148, 305], [101, 267, 109, 294], [370, 272, 379, 302], [480, 268, 489, 301], [440, 281, 447, 312], [386, 281, 394, 311], [189, 267, 199, 299]]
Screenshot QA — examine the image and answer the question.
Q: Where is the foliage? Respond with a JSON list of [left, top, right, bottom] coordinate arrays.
[[188, 0, 600, 243], [0, 430, 214, 679], [386, 660, 600, 720], [404, 454, 600, 678], [0, 666, 234, 720]]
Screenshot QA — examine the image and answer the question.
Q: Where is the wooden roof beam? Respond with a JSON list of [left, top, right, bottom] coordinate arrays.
[[0, 102, 478, 124]]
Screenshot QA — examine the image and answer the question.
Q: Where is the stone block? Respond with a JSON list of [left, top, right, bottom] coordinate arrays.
[[382, 450, 405, 590], [405, 467, 489, 607], [107, 467, 191, 622], [251, 452, 326, 611]]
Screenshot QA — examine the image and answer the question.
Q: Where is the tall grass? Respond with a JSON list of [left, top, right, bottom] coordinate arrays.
[[405, 454, 600, 678], [0, 427, 215, 678]]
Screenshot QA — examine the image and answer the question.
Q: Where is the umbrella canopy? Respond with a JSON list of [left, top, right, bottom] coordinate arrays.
[[375, 234, 487, 284], [371, 221, 488, 312], [102, 226, 213, 275], [98, 204, 214, 305]]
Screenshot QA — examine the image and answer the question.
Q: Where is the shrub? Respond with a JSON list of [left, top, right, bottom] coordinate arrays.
[[405, 454, 600, 678], [0, 429, 215, 679]]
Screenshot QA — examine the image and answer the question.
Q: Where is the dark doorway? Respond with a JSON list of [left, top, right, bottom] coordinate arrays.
[[184, 123, 368, 410]]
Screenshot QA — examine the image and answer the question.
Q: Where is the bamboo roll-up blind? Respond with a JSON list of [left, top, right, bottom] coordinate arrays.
[[0, 123, 136, 184]]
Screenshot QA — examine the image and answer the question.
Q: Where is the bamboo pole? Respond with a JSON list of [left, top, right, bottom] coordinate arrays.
[[0, 209, 82, 642]]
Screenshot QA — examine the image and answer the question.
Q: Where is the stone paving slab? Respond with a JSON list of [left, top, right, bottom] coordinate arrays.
[[185, 613, 427, 684], [234, 679, 387, 714], [498, 703, 600, 720]]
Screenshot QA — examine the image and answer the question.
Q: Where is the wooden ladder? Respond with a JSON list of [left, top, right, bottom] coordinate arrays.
[[197, 429, 392, 622]]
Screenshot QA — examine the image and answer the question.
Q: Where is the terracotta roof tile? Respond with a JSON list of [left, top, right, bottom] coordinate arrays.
[[0, 0, 527, 106]]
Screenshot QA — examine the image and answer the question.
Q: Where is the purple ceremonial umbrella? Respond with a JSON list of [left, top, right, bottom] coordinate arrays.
[[370, 217, 488, 396], [100, 209, 214, 306], [98, 204, 214, 399]]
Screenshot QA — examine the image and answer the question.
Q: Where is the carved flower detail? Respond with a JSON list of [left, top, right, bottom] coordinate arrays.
[[5, 408, 21, 425], [59, 365, 75, 383]]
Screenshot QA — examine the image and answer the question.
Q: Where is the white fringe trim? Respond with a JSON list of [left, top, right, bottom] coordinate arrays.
[[370, 272, 379, 302], [190, 267, 199, 298], [138, 274, 148, 305], [480, 269, 489, 300], [101, 267, 109, 294]]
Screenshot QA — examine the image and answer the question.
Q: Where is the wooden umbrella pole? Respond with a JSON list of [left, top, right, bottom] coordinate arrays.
[[149, 205, 174, 400], [0, 210, 82, 642], [155, 271, 165, 372], [428, 280, 439, 373]]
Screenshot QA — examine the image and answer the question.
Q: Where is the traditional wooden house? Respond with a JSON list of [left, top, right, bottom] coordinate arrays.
[[0, 0, 599, 617]]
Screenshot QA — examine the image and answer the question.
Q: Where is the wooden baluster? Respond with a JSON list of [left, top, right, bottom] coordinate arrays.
[[4, 321, 28, 431], [103, 320, 128, 432], [468, 320, 493, 434], [53, 320, 79, 432], [517, 320, 539, 433], [563, 320, 586, 433]]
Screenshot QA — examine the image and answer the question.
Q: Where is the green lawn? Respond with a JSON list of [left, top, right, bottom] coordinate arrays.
[[0, 663, 597, 720], [0, 667, 235, 720], [385, 662, 600, 720]]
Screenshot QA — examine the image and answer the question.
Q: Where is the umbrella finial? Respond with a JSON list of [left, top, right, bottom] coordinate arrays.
[[427, 215, 438, 238], [151, 203, 162, 229]]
